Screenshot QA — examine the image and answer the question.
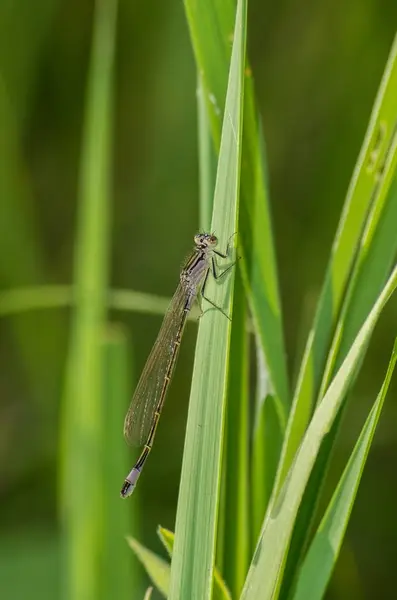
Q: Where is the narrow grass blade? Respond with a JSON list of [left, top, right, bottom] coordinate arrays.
[[0, 286, 181, 319], [319, 150, 397, 399], [0, 285, 202, 321], [169, 1, 246, 597], [157, 527, 232, 600], [127, 537, 169, 598], [251, 391, 284, 547], [241, 263, 397, 600], [59, 2, 117, 600], [277, 34, 397, 490], [143, 588, 153, 600], [197, 72, 215, 231], [293, 339, 397, 600], [129, 531, 231, 600], [184, 0, 289, 416], [0, 286, 73, 315], [100, 326, 139, 600], [251, 331, 286, 543], [156, 526, 175, 556], [279, 89, 397, 599], [110, 289, 187, 317], [221, 268, 249, 598]]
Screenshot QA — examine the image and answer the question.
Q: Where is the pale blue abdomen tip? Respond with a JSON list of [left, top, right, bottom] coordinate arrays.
[[120, 467, 141, 498]]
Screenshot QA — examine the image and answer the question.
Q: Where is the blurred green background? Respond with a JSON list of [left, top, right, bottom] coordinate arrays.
[[1, 1, 397, 598]]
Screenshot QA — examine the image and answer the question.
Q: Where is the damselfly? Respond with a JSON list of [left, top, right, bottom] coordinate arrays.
[[120, 232, 236, 498]]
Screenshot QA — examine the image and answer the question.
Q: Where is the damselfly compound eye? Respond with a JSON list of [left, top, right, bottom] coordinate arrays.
[[194, 233, 203, 245], [209, 235, 218, 245]]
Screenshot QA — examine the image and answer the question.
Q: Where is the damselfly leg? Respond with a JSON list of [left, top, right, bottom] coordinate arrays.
[[200, 234, 238, 320]]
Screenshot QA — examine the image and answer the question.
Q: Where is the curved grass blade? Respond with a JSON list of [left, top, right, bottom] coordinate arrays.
[[143, 588, 153, 600], [318, 142, 397, 400], [241, 263, 397, 600], [278, 89, 397, 600], [169, 1, 246, 597], [292, 339, 397, 600], [127, 537, 169, 598], [277, 34, 397, 492]]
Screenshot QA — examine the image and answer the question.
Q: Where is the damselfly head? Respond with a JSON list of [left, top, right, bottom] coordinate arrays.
[[194, 232, 218, 249]]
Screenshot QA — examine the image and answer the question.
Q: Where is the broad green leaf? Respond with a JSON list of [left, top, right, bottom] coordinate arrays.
[[293, 339, 397, 600], [59, 1, 117, 599], [169, 1, 246, 598], [127, 537, 169, 598], [241, 263, 397, 600]]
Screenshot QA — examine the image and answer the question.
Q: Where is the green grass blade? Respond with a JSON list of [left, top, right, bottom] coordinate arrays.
[[127, 537, 169, 598], [251, 390, 284, 547], [100, 326, 139, 600], [184, 0, 289, 416], [197, 72, 215, 231], [241, 263, 397, 600], [156, 526, 176, 557], [129, 528, 231, 600], [279, 95, 397, 600], [221, 269, 249, 597], [169, 1, 246, 597], [0, 286, 73, 315], [0, 286, 181, 319], [129, 529, 231, 600], [319, 148, 397, 400], [292, 339, 397, 600], [110, 289, 184, 317], [157, 527, 232, 600], [276, 33, 397, 492], [0, 285, 204, 321], [59, 1, 117, 599], [143, 588, 153, 600], [251, 330, 286, 542]]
